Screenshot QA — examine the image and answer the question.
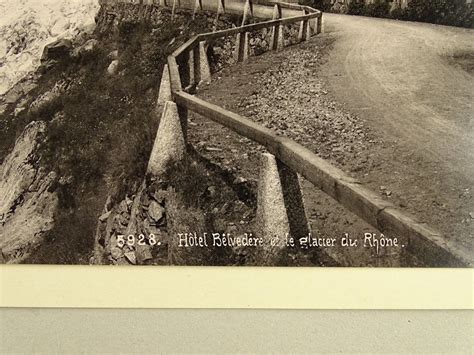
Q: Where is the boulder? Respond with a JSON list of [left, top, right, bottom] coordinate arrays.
[[41, 39, 72, 63]]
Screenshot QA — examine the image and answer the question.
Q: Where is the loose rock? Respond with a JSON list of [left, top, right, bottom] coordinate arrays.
[[107, 60, 119, 75], [148, 201, 165, 223]]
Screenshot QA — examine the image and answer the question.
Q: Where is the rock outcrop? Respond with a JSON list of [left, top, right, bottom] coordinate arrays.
[[0, 0, 99, 95], [0, 121, 58, 263]]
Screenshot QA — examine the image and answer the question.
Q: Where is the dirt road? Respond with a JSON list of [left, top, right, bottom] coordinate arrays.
[[322, 14, 474, 180], [193, 15, 473, 265]]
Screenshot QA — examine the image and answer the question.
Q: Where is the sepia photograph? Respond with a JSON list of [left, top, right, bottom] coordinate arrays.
[[0, 0, 472, 268]]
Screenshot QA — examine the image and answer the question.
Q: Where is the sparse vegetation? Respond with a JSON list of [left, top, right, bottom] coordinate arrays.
[[14, 10, 239, 264], [342, 0, 474, 28], [347, 0, 366, 16], [402, 0, 473, 28], [298, 0, 332, 11], [348, 0, 391, 18]]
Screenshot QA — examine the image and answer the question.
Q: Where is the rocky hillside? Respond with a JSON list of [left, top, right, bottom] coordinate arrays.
[[0, 1, 253, 264], [0, 121, 58, 263], [0, 0, 99, 95]]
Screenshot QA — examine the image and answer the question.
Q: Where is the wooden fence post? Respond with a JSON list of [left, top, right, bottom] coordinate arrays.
[[192, 0, 202, 19], [317, 13, 322, 34], [192, 44, 201, 85], [216, 0, 225, 21], [234, 32, 249, 62], [171, 0, 177, 19], [270, 4, 283, 51], [198, 41, 211, 84], [312, 17, 317, 36], [298, 10, 310, 42], [187, 49, 195, 88], [241, 0, 253, 26]]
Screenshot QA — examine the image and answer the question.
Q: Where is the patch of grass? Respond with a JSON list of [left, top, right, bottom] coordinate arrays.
[[158, 153, 256, 266]]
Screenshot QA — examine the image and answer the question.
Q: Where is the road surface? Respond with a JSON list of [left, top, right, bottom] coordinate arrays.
[[322, 14, 474, 181], [194, 14, 474, 264]]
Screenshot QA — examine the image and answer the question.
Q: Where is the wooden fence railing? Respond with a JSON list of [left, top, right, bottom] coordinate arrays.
[[114, 0, 469, 266]]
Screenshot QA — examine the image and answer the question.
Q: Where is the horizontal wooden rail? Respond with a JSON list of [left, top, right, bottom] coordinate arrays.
[[174, 92, 470, 267], [172, 36, 199, 58], [100, 0, 316, 20], [170, 12, 320, 60], [167, 56, 183, 92], [167, 0, 323, 92], [197, 12, 320, 39], [262, 0, 318, 13]]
